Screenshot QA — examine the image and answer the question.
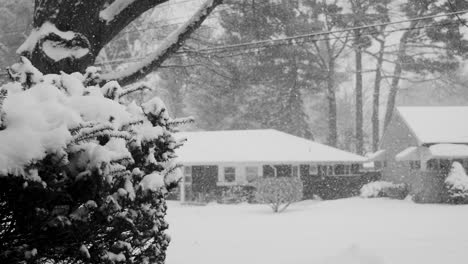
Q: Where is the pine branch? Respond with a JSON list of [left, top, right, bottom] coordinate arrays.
[[70, 124, 132, 145], [69, 121, 101, 135], [118, 83, 152, 101], [119, 118, 145, 131], [71, 124, 114, 144], [167, 116, 195, 127]]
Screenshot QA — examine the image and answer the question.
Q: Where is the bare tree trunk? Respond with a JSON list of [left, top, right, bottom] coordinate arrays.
[[383, 20, 419, 129], [326, 58, 338, 147], [354, 29, 364, 155], [372, 38, 385, 152]]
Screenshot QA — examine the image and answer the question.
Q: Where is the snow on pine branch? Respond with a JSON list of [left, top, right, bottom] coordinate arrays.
[[100, 0, 221, 85], [0, 57, 182, 190]]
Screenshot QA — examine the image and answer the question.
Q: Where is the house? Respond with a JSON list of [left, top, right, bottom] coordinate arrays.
[[370, 106, 468, 202], [175, 129, 369, 202]]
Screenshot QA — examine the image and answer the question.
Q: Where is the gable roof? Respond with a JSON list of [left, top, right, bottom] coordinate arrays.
[[397, 106, 468, 144], [175, 129, 366, 165]]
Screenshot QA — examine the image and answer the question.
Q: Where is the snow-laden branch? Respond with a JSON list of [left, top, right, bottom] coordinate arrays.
[[100, 0, 137, 23], [100, 0, 224, 86]]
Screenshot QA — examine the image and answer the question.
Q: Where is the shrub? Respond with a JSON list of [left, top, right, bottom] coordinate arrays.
[[218, 186, 255, 204], [445, 162, 468, 204], [360, 181, 409, 199], [254, 177, 303, 213]]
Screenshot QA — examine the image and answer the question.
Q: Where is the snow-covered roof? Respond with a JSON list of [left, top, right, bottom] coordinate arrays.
[[397, 106, 468, 144], [175, 129, 366, 165], [366, 150, 386, 162], [395, 144, 468, 161]]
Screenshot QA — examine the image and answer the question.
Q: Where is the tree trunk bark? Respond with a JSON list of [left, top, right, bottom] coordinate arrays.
[[25, 0, 168, 74], [21, 0, 223, 82], [326, 58, 338, 147], [372, 39, 385, 152], [354, 29, 364, 155], [383, 20, 419, 129]]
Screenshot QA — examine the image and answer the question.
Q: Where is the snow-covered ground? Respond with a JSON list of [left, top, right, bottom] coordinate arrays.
[[166, 198, 468, 264]]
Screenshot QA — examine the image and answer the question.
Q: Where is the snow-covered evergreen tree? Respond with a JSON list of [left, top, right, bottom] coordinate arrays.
[[0, 58, 188, 263], [445, 162, 468, 204]]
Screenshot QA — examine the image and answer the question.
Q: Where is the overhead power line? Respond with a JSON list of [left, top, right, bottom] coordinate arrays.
[[95, 9, 468, 67], [2, 7, 467, 75], [184, 8, 468, 55]]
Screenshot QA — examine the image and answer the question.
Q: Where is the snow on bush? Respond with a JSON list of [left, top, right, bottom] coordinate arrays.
[[445, 161, 468, 204], [254, 177, 303, 213], [360, 181, 408, 199], [0, 57, 187, 263]]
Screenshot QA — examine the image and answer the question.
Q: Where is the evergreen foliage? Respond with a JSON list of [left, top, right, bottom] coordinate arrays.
[[445, 162, 468, 204], [0, 58, 184, 264]]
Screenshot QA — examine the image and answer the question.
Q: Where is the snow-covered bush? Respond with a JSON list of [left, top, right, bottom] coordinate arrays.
[[0, 58, 187, 263], [360, 181, 409, 199], [218, 186, 255, 204], [254, 177, 303, 213], [445, 162, 468, 204]]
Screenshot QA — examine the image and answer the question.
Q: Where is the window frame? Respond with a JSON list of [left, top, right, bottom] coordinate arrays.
[[245, 166, 259, 182], [224, 167, 236, 183], [183, 166, 192, 183], [292, 165, 299, 177]]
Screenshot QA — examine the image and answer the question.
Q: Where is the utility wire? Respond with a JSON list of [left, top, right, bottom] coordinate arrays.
[[95, 14, 465, 67], [2, 7, 467, 75], [183, 9, 468, 54], [447, 0, 468, 28]]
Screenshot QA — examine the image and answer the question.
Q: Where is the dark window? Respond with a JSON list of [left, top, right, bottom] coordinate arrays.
[[224, 167, 236, 182], [427, 159, 438, 170], [275, 165, 292, 177], [351, 164, 360, 174], [300, 165, 310, 177], [440, 159, 451, 171], [410, 160, 421, 170], [263, 165, 275, 177], [334, 165, 345, 175]]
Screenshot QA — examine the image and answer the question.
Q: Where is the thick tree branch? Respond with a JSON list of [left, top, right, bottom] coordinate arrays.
[[25, 0, 169, 74], [100, 0, 224, 86], [98, 0, 169, 50]]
